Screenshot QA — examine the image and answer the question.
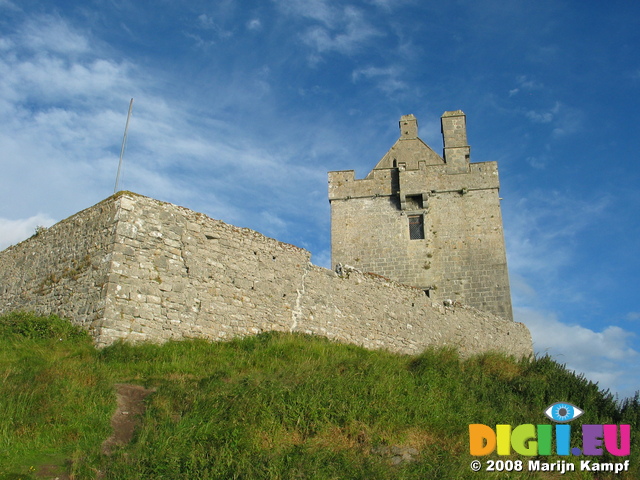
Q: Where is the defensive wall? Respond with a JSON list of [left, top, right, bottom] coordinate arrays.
[[0, 192, 532, 358]]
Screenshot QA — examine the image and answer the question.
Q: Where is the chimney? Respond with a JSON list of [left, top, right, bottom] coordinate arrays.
[[441, 110, 470, 173], [399, 114, 418, 139]]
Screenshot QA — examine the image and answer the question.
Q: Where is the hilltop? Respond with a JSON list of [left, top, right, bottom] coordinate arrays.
[[0, 312, 637, 479]]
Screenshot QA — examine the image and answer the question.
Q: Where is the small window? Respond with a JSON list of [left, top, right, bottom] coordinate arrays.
[[408, 215, 424, 240]]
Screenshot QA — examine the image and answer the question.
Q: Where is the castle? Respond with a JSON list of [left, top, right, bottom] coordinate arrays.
[[329, 111, 513, 321], [0, 112, 531, 358]]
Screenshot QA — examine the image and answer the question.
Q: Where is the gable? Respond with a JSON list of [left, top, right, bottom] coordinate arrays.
[[367, 138, 444, 178]]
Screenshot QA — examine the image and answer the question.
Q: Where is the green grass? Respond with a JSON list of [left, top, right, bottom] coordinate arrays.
[[0, 312, 638, 479]]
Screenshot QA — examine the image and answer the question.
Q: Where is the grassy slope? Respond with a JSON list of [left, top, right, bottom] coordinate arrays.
[[0, 312, 638, 480]]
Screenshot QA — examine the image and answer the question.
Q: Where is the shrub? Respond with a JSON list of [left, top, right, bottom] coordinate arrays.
[[0, 311, 88, 340]]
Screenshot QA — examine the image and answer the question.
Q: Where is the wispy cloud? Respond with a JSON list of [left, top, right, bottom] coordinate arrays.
[[525, 102, 559, 123], [0, 13, 333, 259], [522, 101, 583, 137], [0, 23, 136, 217], [365, 0, 411, 10], [504, 188, 612, 337], [275, 1, 382, 56], [247, 18, 262, 31], [19, 14, 91, 55], [525, 154, 549, 170], [507, 75, 584, 137], [351, 65, 407, 93], [506, 191, 609, 280], [274, 0, 336, 25], [509, 74, 543, 96], [302, 7, 381, 55], [196, 13, 233, 38]]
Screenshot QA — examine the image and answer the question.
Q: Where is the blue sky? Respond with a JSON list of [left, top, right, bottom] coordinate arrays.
[[1, 0, 638, 398]]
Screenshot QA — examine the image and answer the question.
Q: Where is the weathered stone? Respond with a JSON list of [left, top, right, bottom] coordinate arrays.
[[0, 192, 532, 358], [329, 112, 513, 321]]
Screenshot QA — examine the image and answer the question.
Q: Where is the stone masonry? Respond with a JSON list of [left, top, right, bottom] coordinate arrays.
[[0, 192, 531, 357], [329, 112, 513, 321]]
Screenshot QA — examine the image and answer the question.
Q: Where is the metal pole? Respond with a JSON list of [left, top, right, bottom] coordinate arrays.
[[114, 98, 134, 193]]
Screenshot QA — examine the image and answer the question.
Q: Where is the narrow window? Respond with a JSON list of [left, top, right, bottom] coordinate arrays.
[[408, 215, 424, 240]]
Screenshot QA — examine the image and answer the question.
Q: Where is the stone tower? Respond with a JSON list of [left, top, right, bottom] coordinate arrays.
[[328, 111, 513, 321]]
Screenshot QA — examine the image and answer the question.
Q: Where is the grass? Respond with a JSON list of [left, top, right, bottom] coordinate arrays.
[[0, 312, 638, 479]]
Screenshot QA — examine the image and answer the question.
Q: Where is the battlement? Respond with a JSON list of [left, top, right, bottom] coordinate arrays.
[[0, 192, 530, 357]]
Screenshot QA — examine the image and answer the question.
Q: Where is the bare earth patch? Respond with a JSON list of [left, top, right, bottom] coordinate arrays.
[[101, 383, 156, 456], [32, 384, 155, 479]]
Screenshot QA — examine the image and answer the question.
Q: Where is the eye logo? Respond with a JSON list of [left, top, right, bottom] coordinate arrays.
[[544, 402, 584, 423]]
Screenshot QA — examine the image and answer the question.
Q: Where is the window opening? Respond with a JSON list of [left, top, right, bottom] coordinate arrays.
[[405, 195, 423, 210], [408, 215, 424, 240]]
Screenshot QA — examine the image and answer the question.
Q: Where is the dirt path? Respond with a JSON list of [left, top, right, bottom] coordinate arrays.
[[34, 383, 155, 479], [101, 383, 156, 456]]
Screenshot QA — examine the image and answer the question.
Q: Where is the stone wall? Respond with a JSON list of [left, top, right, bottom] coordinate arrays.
[[0, 197, 118, 328], [0, 192, 532, 358]]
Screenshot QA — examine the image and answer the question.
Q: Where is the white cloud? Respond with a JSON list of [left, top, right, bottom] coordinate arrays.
[[516, 74, 543, 91], [274, 0, 336, 26], [302, 10, 381, 54], [507, 191, 637, 398], [195, 13, 233, 39], [0, 13, 337, 253], [522, 101, 583, 137], [365, 0, 411, 10], [509, 75, 544, 97], [525, 101, 559, 124], [525, 154, 548, 169], [247, 18, 262, 31], [1, 53, 134, 107], [20, 15, 90, 55], [510, 75, 583, 137], [0, 214, 57, 250], [198, 13, 214, 26], [275, 1, 382, 56], [517, 307, 639, 398]]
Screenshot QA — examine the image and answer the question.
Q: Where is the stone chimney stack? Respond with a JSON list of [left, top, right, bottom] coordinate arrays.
[[441, 110, 470, 173], [399, 114, 418, 139]]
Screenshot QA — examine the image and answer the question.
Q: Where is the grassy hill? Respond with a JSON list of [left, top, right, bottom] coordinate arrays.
[[0, 312, 637, 479]]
